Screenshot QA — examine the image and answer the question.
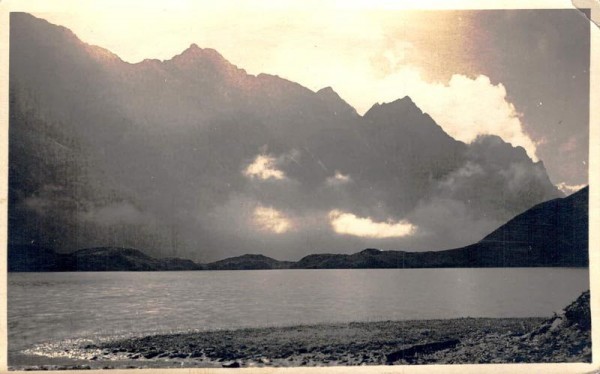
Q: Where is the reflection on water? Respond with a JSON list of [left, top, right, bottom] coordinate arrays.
[[8, 268, 589, 354]]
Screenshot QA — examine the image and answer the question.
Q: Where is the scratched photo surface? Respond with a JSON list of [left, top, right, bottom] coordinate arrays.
[[6, 6, 591, 370]]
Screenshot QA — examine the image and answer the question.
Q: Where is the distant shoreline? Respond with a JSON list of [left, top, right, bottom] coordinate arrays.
[[8, 265, 589, 273]]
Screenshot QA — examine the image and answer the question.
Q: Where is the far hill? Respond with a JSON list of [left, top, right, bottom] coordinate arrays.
[[291, 186, 588, 269], [8, 246, 203, 272], [478, 185, 588, 266], [69, 247, 204, 271], [206, 254, 293, 270]]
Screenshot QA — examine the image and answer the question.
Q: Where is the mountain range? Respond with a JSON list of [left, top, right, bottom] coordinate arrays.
[[9, 186, 588, 271], [9, 13, 568, 262]]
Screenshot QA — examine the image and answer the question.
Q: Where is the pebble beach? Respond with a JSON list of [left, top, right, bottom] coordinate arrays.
[[11, 291, 591, 370]]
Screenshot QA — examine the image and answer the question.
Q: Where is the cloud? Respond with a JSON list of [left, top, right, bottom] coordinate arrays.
[[408, 197, 501, 247], [430, 135, 561, 221], [80, 202, 153, 226], [355, 69, 539, 160], [329, 210, 416, 238], [499, 161, 547, 194], [556, 182, 587, 195], [243, 154, 285, 180], [438, 161, 485, 193], [253, 206, 293, 234], [326, 170, 352, 186], [421, 74, 537, 162], [22, 184, 83, 217], [370, 40, 414, 77]]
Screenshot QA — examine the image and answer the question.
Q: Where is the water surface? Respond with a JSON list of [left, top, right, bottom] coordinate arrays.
[[8, 268, 589, 354]]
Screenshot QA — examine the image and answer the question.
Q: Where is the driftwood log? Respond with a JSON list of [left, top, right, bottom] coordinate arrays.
[[386, 339, 460, 363]]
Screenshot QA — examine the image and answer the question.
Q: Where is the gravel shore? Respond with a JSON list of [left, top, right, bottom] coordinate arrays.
[[93, 318, 544, 367], [12, 291, 591, 370]]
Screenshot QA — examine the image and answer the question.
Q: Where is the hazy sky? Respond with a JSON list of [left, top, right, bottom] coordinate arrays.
[[30, 5, 590, 191]]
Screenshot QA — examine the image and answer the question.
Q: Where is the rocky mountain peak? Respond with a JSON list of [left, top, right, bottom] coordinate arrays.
[[316, 86, 357, 116], [169, 44, 238, 73], [363, 96, 422, 118]]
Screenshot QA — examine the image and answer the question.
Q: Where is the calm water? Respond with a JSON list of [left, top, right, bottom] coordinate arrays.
[[8, 268, 589, 353]]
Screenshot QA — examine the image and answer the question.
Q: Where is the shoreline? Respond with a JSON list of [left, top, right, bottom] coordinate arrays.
[[10, 291, 591, 370], [10, 313, 590, 370]]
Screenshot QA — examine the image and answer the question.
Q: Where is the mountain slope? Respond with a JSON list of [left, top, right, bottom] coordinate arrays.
[[9, 13, 562, 261], [479, 186, 588, 265]]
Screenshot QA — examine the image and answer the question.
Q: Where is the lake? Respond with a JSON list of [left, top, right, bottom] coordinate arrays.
[[8, 268, 589, 358]]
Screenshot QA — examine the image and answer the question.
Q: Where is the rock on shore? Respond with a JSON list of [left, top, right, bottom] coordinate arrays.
[[419, 290, 591, 364]]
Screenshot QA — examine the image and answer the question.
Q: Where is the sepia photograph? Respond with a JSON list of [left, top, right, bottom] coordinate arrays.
[[1, 0, 598, 372]]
